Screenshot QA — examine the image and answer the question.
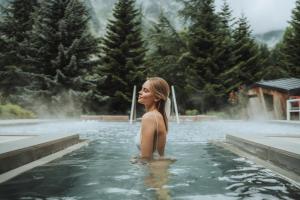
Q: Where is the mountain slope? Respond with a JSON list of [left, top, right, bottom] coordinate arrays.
[[254, 30, 284, 48], [87, 0, 183, 36], [0, 0, 285, 47]]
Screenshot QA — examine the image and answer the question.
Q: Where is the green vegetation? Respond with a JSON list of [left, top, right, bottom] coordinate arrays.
[[146, 12, 188, 112], [0, 104, 36, 119], [0, 0, 38, 102], [185, 109, 199, 116], [0, 0, 300, 117], [278, 0, 300, 77], [24, 0, 104, 114], [100, 0, 146, 114], [0, 0, 106, 116]]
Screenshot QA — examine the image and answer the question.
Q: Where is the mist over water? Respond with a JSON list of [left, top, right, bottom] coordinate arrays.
[[0, 120, 299, 199], [0, 120, 299, 138], [247, 97, 268, 120]]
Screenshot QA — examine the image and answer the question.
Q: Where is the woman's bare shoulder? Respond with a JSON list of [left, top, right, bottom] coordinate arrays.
[[142, 111, 163, 121], [141, 112, 156, 123]]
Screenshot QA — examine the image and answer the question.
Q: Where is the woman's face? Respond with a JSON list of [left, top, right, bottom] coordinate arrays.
[[138, 80, 157, 106]]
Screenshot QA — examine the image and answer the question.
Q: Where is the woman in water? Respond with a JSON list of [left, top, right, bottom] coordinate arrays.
[[134, 77, 175, 199], [135, 77, 170, 160]]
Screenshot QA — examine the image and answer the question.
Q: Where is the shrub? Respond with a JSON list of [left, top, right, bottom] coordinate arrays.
[[0, 104, 36, 119], [185, 109, 199, 115]]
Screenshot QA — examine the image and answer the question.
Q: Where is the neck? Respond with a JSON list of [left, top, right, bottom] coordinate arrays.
[[145, 104, 157, 112]]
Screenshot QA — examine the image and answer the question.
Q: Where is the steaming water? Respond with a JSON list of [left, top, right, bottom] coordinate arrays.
[[0, 120, 300, 199]]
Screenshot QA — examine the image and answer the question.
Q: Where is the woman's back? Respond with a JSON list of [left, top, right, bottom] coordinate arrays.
[[135, 111, 167, 158]]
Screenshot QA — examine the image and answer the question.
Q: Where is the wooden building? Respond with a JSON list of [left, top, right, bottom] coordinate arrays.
[[247, 78, 300, 120]]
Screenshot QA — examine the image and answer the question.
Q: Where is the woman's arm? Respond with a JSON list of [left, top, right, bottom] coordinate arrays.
[[140, 114, 156, 160]]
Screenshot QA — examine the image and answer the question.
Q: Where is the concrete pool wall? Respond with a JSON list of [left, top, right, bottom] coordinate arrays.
[[214, 128, 300, 188], [0, 120, 88, 183]]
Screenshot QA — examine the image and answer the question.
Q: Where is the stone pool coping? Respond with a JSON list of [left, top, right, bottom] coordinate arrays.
[[0, 133, 88, 184], [212, 134, 300, 188], [1, 118, 299, 124], [0, 119, 58, 126], [80, 115, 218, 122], [0, 135, 35, 144]]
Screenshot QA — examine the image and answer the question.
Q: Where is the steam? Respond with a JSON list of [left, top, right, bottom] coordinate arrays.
[[247, 97, 269, 121]]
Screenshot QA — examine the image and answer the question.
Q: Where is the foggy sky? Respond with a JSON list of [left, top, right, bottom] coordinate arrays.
[[215, 0, 297, 33]]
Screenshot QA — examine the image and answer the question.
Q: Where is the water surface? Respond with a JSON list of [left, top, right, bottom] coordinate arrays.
[[0, 120, 299, 199]]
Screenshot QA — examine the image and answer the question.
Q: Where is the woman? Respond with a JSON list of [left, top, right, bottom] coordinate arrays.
[[134, 77, 175, 199], [135, 77, 170, 160]]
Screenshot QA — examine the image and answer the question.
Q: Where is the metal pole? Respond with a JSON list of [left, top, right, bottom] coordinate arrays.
[[286, 99, 290, 121], [299, 99, 300, 121], [129, 85, 136, 124], [171, 85, 180, 124]]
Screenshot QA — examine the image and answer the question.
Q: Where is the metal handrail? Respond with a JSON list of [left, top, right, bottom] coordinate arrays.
[[129, 85, 136, 124], [286, 98, 300, 121]]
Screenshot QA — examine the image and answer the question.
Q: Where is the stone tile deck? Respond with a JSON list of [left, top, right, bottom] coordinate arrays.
[[0, 133, 87, 184], [0, 119, 56, 126], [0, 135, 34, 144], [215, 133, 300, 187]]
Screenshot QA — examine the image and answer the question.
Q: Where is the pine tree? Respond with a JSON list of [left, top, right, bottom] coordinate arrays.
[[222, 15, 262, 92], [146, 11, 188, 112], [280, 0, 300, 77], [267, 40, 290, 79], [178, 0, 226, 111], [0, 0, 38, 102], [101, 0, 146, 114], [216, 0, 235, 84], [210, 0, 237, 107], [25, 0, 103, 114], [180, 0, 220, 83], [256, 43, 287, 80]]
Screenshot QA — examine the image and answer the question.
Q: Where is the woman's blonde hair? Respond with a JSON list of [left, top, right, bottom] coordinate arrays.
[[147, 77, 170, 131]]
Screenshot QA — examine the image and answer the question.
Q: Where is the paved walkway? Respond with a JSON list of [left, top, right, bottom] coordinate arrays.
[[228, 134, 300, 156]]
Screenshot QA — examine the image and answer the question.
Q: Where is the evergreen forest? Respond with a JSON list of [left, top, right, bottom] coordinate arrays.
[[0, 0, 300, 117]]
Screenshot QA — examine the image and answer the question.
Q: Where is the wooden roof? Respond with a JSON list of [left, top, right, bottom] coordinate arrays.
[[253, 78, 300, 95]]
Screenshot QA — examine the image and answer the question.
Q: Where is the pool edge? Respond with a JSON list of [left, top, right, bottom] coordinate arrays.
[[211, 140, 300, 189], [0, 140, 89, 184]]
